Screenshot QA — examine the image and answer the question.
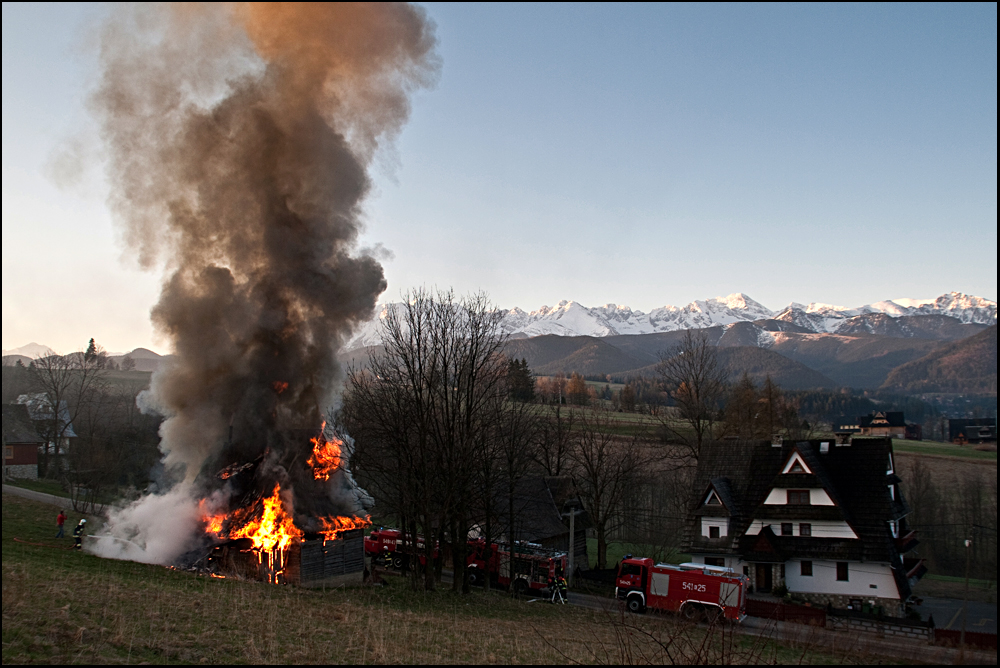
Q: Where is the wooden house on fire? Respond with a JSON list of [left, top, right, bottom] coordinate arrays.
[[683, 437, 925, 616]]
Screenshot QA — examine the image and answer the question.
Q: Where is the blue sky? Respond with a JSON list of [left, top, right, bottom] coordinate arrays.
[[2, 3, 996, 354]]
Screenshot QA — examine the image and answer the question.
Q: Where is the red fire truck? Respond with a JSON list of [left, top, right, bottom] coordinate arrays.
[[467, 539, 567, 595], [364, 528, 437, 569], [616, 558, 748, 621]]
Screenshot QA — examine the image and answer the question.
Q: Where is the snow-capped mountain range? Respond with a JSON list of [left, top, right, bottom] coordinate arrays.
[[347, 292, 996, 349]]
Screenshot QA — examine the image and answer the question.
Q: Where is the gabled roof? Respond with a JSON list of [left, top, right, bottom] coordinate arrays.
[[2, 404, 44, 444], [859, 411, 906, 428], [694, 477, 736, 517], [16, 393, 77, 438], [494, 476, 591, 543], [740, 525, 785, 563], [685, 438, 906, 566]]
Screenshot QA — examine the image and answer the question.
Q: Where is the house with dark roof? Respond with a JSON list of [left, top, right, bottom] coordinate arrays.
[[858, 411, 906, 438], [2, 404, 44, 479], [16, 393, 77, 471], [684, 437, 924, 616], [947, 418, 997, 444], [493, 476, 590, 569]]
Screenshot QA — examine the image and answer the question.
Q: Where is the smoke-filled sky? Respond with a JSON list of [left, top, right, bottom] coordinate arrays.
[[3, 3, 997, 355]]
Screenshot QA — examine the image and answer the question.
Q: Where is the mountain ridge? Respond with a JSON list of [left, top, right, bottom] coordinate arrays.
[[347, 291, 996, 348]]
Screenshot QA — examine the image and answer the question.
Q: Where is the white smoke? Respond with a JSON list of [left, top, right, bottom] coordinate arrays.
[[88, 483, 206, 564]]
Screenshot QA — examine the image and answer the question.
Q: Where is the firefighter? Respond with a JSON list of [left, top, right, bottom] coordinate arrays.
[[556, 574, 568, 604], [72, 518, 87, 550], [550, 572, 568, 604]]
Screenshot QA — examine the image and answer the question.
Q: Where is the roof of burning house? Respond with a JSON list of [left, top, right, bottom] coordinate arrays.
[[2, 404, 44, 444], [684, 437, 911, 595]]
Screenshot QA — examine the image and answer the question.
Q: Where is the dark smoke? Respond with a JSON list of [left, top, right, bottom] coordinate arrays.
[[90, 3, 438, 564]]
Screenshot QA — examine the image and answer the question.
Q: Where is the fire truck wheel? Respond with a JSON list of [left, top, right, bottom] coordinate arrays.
[[512, 579, 528, 596], [682, 603, 702, 621], [392, 556, 403, 569], [626, 594, 646, 614], [468, 568, 482, 587]]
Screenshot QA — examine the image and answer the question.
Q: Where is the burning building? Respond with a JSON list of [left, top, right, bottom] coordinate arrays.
[[86, 3, 439, 576]]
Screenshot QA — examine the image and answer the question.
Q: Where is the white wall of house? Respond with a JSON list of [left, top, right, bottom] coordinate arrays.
[[745, 519, 857, 539], [763, 487, 835, 505], [700, 517, 729, 537], [690, 555, 745, 572], [785, 560, 900, 599]]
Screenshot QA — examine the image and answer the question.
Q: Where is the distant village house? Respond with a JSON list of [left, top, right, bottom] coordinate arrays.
[[947, 418, 997, 444], [836, 411, 921, 440]]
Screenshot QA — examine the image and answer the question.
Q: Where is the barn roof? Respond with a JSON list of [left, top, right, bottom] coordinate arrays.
[[2, 404, 44, 444]]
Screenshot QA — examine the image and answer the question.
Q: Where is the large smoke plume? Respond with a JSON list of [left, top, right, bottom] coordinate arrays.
[[90, 3, 438, 564]]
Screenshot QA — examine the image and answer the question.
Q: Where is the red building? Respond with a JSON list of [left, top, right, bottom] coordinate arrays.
[[2, 404, 43, 479]]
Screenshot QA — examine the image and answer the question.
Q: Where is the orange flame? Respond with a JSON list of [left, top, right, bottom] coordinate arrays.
[[308, 423, 343, 480], [229, 484, 304, 553], [318, 515, 371, 541], [272, 381, 289, 394]]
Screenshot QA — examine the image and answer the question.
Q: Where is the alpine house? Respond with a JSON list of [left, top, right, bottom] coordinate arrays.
[[684, 437, 925, 616]]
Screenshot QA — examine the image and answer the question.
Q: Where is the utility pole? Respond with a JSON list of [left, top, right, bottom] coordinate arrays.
[[564, 500, 584, 587], [960, 536, 971, 653]]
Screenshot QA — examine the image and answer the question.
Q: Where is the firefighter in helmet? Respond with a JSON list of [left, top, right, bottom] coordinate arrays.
[[550, 567, 568, 604], [72, 518, 87, 550]]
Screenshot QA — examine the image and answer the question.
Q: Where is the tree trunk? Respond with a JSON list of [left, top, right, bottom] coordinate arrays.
[[597, 526, 607, 570]]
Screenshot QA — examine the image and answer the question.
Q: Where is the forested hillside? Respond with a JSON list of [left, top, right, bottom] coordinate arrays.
[[882, 325, 998, 394]]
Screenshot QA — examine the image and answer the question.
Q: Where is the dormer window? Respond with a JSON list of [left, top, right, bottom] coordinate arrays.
[[787, 489, 811, 505], [781, 451, 813, 475], [705, 491, 722, 506]]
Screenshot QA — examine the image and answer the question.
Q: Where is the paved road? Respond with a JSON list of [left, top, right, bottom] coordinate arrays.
[[2, 484, 73, 507], [560, 589, 996, 664], [914, 595, 997, 634]]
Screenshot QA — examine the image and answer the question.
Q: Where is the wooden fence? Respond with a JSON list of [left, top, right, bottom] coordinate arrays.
[[746, 597, 826, 626]]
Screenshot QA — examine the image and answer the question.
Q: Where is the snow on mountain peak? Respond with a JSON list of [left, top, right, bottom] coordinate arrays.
[[344, 292, 996, 348]]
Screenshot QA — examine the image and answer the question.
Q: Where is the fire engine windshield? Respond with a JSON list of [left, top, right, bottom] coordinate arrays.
[[619, 562, 642, 577]]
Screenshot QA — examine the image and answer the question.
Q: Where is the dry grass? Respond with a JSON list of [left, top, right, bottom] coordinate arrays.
[[3, 493, 874, 664]]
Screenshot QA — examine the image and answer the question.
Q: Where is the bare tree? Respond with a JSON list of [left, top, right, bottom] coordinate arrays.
[[569, 409, 647, 569], [342, 288, 510, 593], [25, 343, 109, 478], [655, 330, 727, 459], [533, 406, 575, 477]]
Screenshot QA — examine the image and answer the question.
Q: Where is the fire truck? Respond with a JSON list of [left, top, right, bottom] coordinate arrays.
[[615, 557, 748, 621], [364, 528, 437, 569], [466, 539, 567, 595]]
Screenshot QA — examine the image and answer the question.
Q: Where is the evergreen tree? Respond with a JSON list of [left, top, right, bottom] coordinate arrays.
[[506, 357, 536, 403]]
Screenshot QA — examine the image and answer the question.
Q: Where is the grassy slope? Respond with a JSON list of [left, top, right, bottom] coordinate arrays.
[[4, 493, 862, 665], [2, 493, 601, 664], [890, 438, 997, 462]]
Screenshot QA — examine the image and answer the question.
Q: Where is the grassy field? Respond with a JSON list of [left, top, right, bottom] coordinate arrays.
[[3, 492, 867, 664], [585, 537, 691, 569], [912, 574, 997, 604], [890, 438, 997, 462]]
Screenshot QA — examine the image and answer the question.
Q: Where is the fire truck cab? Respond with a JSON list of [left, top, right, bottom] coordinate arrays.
[[616, 557, 748, 622]]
